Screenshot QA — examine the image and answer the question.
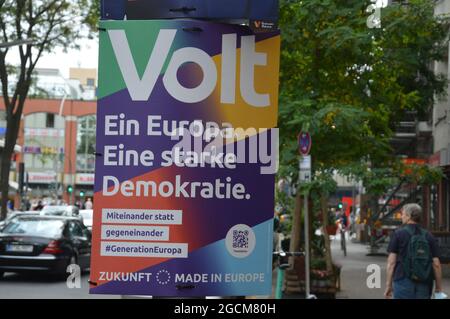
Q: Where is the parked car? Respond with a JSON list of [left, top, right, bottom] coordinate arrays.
[[0, 216, 91, 279], [79, 209, 93, 231], [40, 205, 82, 222]]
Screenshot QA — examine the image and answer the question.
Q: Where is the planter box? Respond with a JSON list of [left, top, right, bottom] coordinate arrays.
[[296, 280, 337, 299], [311, 279, 333, 288], [326, 225, 338, 236]]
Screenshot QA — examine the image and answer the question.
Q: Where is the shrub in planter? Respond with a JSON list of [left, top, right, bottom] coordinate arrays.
[[326, 224, 338, 235]]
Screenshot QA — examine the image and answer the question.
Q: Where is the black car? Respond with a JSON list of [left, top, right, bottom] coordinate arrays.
[[0, 216, 91, 278]]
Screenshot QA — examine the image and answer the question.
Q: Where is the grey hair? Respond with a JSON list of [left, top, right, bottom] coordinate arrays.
[[402, 203, 422, 223]]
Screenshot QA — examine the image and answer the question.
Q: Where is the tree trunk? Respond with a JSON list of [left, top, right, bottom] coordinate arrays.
[[285, 192, 304, 295], [321, 195, 333, 273], [0, 151, 10, 220], [289, 193, 303, 253], [0, 114, 20, 221]]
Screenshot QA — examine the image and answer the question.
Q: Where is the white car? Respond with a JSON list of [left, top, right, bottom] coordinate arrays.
[[80, 209, 93, 231], [40, 205, 83, 222], [0, 211, 39, 231]]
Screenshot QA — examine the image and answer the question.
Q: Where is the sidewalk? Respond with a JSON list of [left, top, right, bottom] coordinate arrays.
[[331, 234, 450, 299]]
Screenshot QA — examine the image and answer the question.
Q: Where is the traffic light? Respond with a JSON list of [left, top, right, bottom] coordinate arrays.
[[67, 185, 73, 194], [338, 202, 343, 209], [80, 191, 85, 197]]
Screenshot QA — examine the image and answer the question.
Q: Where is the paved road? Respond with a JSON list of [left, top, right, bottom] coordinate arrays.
[[1, 234, 449, 299], [332, 233, 388, 299], [332, 233, 450, 299], [0, 272, 121, 299]]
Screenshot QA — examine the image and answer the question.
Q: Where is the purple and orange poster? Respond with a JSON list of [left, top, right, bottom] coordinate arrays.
[[90, 19, 280, 296]]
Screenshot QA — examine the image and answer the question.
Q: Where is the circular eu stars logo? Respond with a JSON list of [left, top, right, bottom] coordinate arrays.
[[156, 270, 171, 285]]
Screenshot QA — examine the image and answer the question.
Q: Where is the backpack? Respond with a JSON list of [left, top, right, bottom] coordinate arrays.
[[403, 226, 433, 283]]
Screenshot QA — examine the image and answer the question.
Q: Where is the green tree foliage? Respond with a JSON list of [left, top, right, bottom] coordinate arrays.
[[85, 0, 100, 33], [0, 0, 97, 219], [278, 0, 449, 269], [278, 0, 449, 182]]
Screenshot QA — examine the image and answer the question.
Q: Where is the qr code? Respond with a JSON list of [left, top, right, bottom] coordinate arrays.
[[233, 230, 249, 249]]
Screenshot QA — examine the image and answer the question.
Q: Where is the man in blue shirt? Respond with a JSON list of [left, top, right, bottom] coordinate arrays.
[[384, 203, 444, 299]]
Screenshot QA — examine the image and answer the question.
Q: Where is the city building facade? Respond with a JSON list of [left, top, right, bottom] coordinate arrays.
[[430, 0, 450, 233], [0, 68, 97, 208]]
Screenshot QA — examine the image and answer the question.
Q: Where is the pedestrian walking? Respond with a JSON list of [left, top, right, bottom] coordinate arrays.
[[7, 199, 14, 212], [34, 200, 43, 211], [349, 206, 356, 236], [384, 203, 444, 299]]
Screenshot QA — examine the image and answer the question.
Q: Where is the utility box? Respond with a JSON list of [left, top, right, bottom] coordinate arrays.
[[101, 0, 126, 20], [123, 0, 278, 21]]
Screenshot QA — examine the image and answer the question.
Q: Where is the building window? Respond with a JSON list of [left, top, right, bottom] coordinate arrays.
[[86, 78, 95, 87], [430, 184, 438, 231], [23, 113, 65, 176], [77, 115, 96, 172], [46, 113, 55, 128]]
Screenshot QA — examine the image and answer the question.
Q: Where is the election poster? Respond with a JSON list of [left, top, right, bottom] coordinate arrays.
[[89, 19, 280, 296]]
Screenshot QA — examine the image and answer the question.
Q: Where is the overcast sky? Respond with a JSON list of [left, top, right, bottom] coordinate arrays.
[[6, 38, 99, 79]]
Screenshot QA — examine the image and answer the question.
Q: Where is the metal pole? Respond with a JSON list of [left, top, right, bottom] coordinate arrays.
[[304, 191, 310, 299], [0, 39, 35, 48], [275, 266, 284, 299]]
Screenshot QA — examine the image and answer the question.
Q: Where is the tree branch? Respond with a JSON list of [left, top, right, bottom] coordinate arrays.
[[13, 76, 31, 123], [0, 8, 9, 42], [0, 51, 11, 108], [12, 1, 63, 115], [16, 0, 26, 52], [0, 0, 94, 219], [33, 0, 60, 23], [30, 12, 62, 72]]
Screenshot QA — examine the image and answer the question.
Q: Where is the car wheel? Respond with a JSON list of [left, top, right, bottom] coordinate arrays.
[[0, 271, 4, 280]]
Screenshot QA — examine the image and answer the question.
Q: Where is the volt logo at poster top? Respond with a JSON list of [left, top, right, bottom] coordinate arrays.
[[108, 29, 270, 107]]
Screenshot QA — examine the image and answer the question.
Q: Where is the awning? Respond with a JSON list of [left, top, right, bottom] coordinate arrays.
[[9, 180, 31, 192]]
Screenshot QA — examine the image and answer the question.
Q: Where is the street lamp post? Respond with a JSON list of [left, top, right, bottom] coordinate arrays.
[[0, 39, 35, 49]]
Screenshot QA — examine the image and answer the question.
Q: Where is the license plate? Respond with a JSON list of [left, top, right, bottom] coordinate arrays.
[[6, 244, 34, 253]]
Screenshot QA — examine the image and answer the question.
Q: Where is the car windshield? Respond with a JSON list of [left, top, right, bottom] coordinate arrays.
[[2, 219, 64, 237], [6, 213, 19, 221]]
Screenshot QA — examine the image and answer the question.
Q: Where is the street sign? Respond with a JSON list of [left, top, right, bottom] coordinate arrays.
[[298, 132, 312, 156], [299, 155, 311, 170], [299, 155, 311, 182], [90, 19, 281, 297], [299, 171, 311, 182]]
